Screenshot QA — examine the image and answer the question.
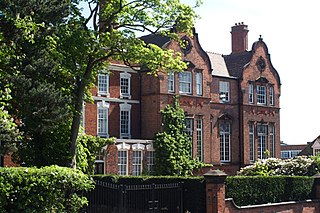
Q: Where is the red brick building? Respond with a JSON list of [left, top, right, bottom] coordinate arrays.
[[1, 23, 282, 176], [83, 23, 281, 175]]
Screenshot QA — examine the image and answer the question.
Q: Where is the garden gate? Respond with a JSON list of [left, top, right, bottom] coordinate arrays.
[[84, 180, 184, 213]]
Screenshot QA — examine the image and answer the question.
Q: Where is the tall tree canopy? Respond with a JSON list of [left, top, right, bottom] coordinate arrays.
[[0, 0, 201, 168]]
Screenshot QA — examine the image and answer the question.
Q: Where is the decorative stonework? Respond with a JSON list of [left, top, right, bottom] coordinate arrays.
[[256, 56, 266, 72]]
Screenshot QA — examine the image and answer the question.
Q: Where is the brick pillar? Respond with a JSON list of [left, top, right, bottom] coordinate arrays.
[[313, 174, 320, 199], [203, 170, 227, 213]]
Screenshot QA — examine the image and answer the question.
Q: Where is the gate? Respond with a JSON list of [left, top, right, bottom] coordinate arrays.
[[84, 180, 184, 213]]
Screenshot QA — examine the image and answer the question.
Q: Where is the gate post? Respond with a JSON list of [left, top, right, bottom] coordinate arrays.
[[203, 170, 227, 213]]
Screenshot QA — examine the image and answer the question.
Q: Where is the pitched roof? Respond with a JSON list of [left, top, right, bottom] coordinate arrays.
[[139, 34, 171, 47], [223, 51, 252, 78], [207, 52, 230, 77]]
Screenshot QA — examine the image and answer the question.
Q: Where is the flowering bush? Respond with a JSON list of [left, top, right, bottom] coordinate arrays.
[[238, 156, 318, 176]]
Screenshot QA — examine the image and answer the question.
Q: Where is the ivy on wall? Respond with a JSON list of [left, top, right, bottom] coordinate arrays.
[[154, 96, 209, 176]]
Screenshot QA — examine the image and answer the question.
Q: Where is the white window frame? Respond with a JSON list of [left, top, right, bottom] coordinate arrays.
[[117, 143, 130, 175], [98, 73, 110, 96], [249, 123, 255, 162], [97, 101, 109, 137], [185, 117, 194, 155], [249, 83, 254, 104], [269, 123, 275, 157], [196, 118, 203, 161], [257, 123, 268, 159], [196, 72, 202, 96], [257, 85, 266, 105], [132, 144, 145, 176], [220, 122, 231, 162], [219, 81, 230, 103], [179, 71, 192, 94], [281, 151, 289, 159], [80, 102, 86, 133], [94, 150, 105, 174], [168, 72, 175, 93], [120, 103, 131, 139], [146, 144, 155, 175], [269, 86, 274, 106], [120, 72, 131, 99]]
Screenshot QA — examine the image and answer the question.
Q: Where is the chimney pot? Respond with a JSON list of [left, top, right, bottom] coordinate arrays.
[[231, 22, 249, 54]]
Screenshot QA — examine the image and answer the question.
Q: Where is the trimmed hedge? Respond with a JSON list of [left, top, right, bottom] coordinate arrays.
[[0, 165, 94, 212], [226, 176, 314, 206], [93, 175, 206, 213]]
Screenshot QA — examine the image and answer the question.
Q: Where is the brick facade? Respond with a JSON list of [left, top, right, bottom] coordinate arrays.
[[2, 24, 282, 176], [80, 24, 282, 176]]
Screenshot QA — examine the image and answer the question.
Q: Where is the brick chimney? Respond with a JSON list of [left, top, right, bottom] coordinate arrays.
[[231, 22, 249, 54]]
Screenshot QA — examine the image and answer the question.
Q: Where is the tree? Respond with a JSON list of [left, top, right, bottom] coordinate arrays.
[[1, 0, 201, 168], [154, 96, 207, 176], [0, 0, 74, 166]]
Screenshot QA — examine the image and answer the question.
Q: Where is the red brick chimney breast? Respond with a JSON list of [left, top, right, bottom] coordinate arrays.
[[231, 22, 249, 54]]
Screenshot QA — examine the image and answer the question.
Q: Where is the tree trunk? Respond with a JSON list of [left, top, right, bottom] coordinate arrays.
[[70, 60, 94, 169]]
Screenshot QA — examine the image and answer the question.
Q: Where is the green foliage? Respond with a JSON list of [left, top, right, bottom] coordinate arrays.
[[238, 156, 318, 176], [0, 165, 94, 212], [226, 176, 314, 206], [0, 0, 201, 168], [76, 134, 115, 175], [154, 96, 208, 176], [93, 174, 206, 213]]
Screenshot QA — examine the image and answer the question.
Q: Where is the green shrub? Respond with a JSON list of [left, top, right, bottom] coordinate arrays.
[[226, 176, 314, 206], [0, 165, 94, 212], [238, 156, 317, 176]]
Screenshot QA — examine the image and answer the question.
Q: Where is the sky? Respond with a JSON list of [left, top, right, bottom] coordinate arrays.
[[80, 0, 320, 145], [183, 0, 320, 144]]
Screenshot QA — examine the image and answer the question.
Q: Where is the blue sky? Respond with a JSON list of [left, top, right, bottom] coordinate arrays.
[[185, 0, 320, 144]]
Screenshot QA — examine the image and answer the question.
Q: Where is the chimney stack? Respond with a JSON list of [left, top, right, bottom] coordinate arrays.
[[231, 22, 249, 54]]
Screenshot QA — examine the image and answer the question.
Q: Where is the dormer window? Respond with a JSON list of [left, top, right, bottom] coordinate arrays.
[[219, 81, 230, 103], [168, 72, 175, 93], [269, 86, 274, 106], [120, 72, 131, 99], [179, 71, 192, 94], [196, 72, 202, 96], [256, 85, 266, 105]]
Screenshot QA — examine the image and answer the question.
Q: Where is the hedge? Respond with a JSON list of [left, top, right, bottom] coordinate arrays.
[[226, 176, 314, 206], [93, 175, 206, 213], [0, 165, 94, 213]]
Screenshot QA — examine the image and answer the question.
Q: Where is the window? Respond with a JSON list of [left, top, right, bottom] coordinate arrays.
[[98, 73, 109, 95], [196, 72, 202, 96], [118, 150, 128, 175], [120, 72, 131, 98], [219, 81, 229, 102], [117, 143, 130, 175], [120, 103, 131, 139], [185, 118, 194, 155], [220, 122, 231, 162], [196, 118, 203, 161], [80, 102, 85, 133], [270, 86, 274, 106], [132, 150, 142, 176], [179, 71, 192, 94], [97, 101, 109, 137], [257, 85, 266, 105], [269, 123, 275, 157], [147, 150, 155, 175], [249, 83, 254, 104], [249, 123, 255, 162], [281, 151, 289, 159], [257, 123, 268, 159], [168, 72, 174, 93], [94, 151, 105, 174]]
